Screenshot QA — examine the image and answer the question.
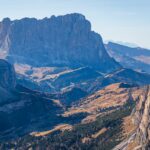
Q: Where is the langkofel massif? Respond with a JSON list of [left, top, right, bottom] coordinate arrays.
[[0, 13, 119, 72]]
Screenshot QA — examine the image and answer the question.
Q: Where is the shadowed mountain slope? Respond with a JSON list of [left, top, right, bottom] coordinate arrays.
[[1, 83, 150, 150]]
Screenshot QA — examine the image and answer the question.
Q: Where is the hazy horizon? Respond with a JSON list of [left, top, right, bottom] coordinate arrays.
[[0, 0, 150, 49]]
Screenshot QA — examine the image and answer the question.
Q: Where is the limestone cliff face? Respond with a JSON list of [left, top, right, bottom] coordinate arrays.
[[0, 13, 120, 73], [133, 86, 150, 149], [0, 59, 16, 89], [113, 86, 150, 150]]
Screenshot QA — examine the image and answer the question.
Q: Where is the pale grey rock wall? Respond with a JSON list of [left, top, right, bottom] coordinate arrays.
[[0, 13, 120, 73], [134, 86, 150, 149]]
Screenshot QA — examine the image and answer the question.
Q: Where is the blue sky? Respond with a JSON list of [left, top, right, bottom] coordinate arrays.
[[0, 0, 150, 48]]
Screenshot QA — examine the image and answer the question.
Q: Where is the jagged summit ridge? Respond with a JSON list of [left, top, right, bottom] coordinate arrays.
[[1, 13, 86, 22]]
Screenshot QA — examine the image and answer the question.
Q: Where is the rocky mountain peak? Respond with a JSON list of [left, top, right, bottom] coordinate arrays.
[[1, 18, 11, 25], [0, 13, 120, 73]]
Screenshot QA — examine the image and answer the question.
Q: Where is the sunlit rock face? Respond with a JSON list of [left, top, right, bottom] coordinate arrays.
[[0, 13, 120, 73]]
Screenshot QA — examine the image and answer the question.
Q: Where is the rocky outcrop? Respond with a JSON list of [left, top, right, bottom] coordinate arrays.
[[113, 86, 150, 150], [132, 86, 150, 149], [0, 13, 120, 73], [0, 59, 20, 102], [0, 59, 16, 103], [0, 59, 16, 89]]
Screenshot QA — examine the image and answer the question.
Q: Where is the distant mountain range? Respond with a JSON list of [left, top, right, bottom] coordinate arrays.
[[105, 42, 150, 74], [0, 13, 150, 149], [105, 40, 140, 48]]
